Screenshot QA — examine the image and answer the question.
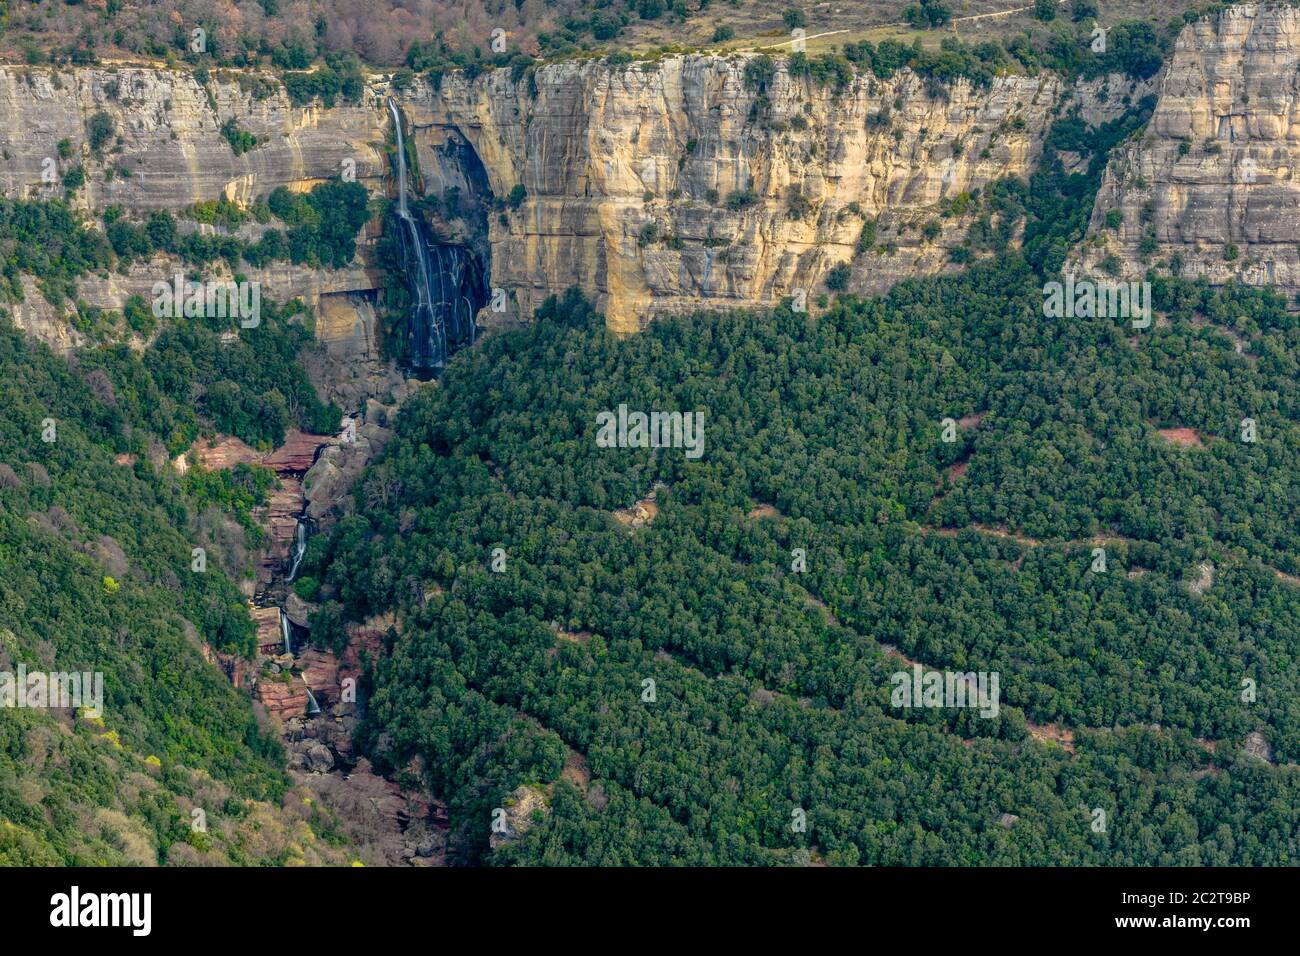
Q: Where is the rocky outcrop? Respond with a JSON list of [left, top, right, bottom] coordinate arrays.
[[251, 604, 286, 657], [1081, 4, 1300, 294], [0, 66, 386, 210], [299, 647, 341, 707], [399, 57, 1073, 332], [489, 784, 548, 849], [302, 400, 398, 526], [306, 292, 406, 411], [4, 57, 1150, 345], [294, 757, 449, 866], [0, 65, 387, 354], [255, 674, 309, 720]]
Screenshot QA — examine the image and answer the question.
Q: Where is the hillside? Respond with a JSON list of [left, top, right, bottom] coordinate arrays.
[[1, 1, 1299, 872]]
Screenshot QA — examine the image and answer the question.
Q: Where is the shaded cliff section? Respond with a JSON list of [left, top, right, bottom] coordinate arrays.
[[396, 56, 1149, 333], [1079, 4, 1300, 298]]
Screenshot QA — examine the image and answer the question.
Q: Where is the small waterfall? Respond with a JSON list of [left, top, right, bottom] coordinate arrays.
[[287, 519, 307, 582], [386, 97, 481, 370], [280, 610, 292, 657], [303, 678, 322, 716]]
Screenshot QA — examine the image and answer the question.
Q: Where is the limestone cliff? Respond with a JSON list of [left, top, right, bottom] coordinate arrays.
[[1081, 4, 1300, 294], [0, 65, 390, 392], [399, 57, 1073, 333], [0, 46, 1202, 346]]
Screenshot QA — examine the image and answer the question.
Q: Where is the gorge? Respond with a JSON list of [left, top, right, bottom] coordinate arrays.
[[4, 1, 1300, 871]]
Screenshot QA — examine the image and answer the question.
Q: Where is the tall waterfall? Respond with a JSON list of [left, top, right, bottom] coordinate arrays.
[[387, 98, 480, 370], [280, 610, 292, 656]]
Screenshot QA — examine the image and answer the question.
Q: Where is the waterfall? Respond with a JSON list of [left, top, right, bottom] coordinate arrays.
[[386, 97, 481, 370], [287, 519, 307, 582], [280, 611, 292, 657], [303, 678, 322, 716]]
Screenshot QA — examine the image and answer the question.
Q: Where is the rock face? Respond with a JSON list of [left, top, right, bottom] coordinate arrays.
[[0, 65, 387, 356], [0, 66, 386, 210], [1082, 4, 1300, 294], [398, 57, 1072, 332], [3, 57, 1149, 345]]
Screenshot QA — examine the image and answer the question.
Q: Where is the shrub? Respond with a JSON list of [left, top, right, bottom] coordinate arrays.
[[825, 262, 851, 290]]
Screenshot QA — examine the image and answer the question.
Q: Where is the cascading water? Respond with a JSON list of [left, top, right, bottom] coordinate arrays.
[[280, 611, 292, 656], [386, 98, 481, 370], [287, 519, 307, 582], [302, 678, 322, 716]]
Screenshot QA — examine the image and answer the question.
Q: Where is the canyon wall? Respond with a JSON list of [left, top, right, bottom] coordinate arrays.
[[1, 19, 1246, 347], [400, 58, 1075, 333], [1080, 3, 1300, 295], [0, 65, 389, 387]]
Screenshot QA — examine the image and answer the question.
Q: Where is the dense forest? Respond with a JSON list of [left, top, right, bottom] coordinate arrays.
[[0, 169, 369, 863], [298, 273, 1300, 865], [295, 91, 1300, 864], [0, 319, 298, 863]]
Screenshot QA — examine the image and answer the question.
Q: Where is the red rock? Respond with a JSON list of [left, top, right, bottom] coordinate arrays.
[[341, 618, 388, 688], [251, 605, 286, 656], [263, 430, 331, 474], [256, 677, 309, 720], [300, 648, 340, 705], [194, 435, 263, 470]]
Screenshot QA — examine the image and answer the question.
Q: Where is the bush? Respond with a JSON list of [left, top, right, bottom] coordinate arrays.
[[220, 119, 259, 156], [743, 54, 776, 91], [637, 0, 665, 20], [825, 262, 851, 290], [725, 188, 758, 210]]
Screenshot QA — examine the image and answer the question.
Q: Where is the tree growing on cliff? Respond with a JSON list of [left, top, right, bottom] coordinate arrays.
[[87, 111, 115, 154], [824, 262, 851, 290]]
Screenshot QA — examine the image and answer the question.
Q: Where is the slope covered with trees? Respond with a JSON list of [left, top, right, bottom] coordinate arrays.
[[0, 321, 293, 863], [300, 94, 1300, 864]]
